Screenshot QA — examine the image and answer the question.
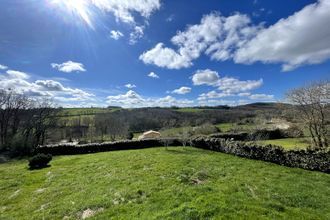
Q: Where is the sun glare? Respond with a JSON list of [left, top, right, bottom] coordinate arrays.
[[50, 0, 94, 29]]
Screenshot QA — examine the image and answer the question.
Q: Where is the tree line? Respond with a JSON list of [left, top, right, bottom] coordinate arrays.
[[0, 81, 329, 157], [0, 89, 57, 156]]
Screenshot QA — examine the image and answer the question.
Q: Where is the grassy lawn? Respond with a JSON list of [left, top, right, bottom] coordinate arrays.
[[1, 147, 329, 219], [257, 138, 310, 150]]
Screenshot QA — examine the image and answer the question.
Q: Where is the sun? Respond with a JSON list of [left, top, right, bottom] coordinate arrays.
[[50, 0, 94, 29]]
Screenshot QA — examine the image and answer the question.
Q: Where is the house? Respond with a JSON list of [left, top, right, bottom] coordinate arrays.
[[138, 130, 161, 140]]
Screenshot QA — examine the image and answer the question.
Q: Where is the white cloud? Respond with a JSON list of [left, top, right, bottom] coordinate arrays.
[[51, 61, 86, 73], [6, 70, 30, 79], [110, 30, 124, 40], [249, 93, 274, 100], [238, 92, 251, 97], [192, 69, 219, 86], [217, 77, 263, 93], [91, 0, 161, 24], [125, 83, 136, 89], [192, 69, 262, 93], [0, 70, 94, 104], [172, 86, 191, 95], [235, 0, 330, 71], [139, 43, 192, 69], [129, 26, 144, 45], [198, 90, 231, 101], [166, 14, 174, 22], [141, 0, 330, 70], [140, 12, 259, 69], [148, 71, 159, 78], [0, 64, 8, 70], [106, 90, 194, 108]]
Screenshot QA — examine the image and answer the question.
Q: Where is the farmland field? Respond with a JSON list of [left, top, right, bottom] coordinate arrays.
[[1, 147, 329, 219], [257, 138, 310, 150]]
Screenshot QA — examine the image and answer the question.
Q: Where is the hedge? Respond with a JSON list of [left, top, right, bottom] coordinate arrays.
[[190, 137, 330, 173], [36, 137, 330, 173], [36, 138, 181, 155]]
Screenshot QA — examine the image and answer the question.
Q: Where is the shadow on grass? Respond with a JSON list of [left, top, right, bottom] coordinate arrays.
[[28, 164, 51, 170]]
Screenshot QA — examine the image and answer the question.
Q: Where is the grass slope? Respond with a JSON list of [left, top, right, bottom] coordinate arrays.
[[1, 147, 329, 219]]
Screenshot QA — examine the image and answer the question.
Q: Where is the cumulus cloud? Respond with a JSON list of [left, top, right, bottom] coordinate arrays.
[[106, 90, 194, 108], [148, 72, 159, 78], [197, 91, 231, 101], [129, 26, 144, 45], [192, 69, 263, 94], [51, 61, 86, 73], [0, 64, 8, 70], [6, 70, 30, 79], [0, 70, 94, 104], [141, 0, 330, 71], [91, 1, 160, 44], [217, 77, 263, 94], [172, 86, 191, 95], [192, 69, 267, 102], [192, 69, 219, 86], [139, 43, 192, 69], [140, 12, 259, 69], [234, 0, 330, 71], [91, 0, 161, 24], [125, 83, 136, 89], [110, 30, 124, 40]]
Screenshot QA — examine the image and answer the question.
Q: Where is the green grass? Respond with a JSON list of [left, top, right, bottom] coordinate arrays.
[[215, 123, 258, 132], [257, 138, 310, 150], [215, 123, 235, 132], [1, 147, 329, 219]]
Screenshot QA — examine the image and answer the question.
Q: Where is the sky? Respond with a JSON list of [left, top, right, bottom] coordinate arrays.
[[0, 0, 329, 108]]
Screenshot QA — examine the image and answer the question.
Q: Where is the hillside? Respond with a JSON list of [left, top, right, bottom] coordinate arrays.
[[1, 147, 329, 219]]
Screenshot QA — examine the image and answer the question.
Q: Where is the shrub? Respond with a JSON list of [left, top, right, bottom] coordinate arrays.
[[126, 132, 134, 140], [28, 153, 52, 169], [282, 125, 304, 138], [248, 129, 284, 141]]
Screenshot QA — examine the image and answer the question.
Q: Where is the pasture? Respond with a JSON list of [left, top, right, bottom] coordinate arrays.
[[1, 147, 329, 219]]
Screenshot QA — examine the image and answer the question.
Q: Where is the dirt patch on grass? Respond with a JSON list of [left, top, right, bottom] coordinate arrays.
[[80, 208, 104, 219]]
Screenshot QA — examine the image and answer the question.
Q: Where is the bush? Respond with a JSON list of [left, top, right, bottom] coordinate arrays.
[[282, 125, 304, 138], [248, 129, 284, 141], [126, 132, 134, 140], [28, 153, 52, 169]]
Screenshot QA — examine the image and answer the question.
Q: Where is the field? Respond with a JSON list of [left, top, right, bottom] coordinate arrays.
[[1, 147, 329, 219], [257, 138, 310, 150]]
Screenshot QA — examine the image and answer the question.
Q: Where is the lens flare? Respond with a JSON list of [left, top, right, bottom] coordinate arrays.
[[50, 0, 94, 29]]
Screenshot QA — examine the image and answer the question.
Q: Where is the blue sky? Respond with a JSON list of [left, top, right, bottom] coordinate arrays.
[[0, 0, 329, 107]]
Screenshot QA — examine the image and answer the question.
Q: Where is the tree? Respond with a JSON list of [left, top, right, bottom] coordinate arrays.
[[0, 89, 30, 148], [95, 113, 128, 142], [181, 127, 193, 147], [0, 89, 57, 155], [30, 98, 58, 146], [286, 81, 329, 148]]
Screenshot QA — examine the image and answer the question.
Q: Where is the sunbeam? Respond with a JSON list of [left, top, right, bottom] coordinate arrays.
[[50, 0, 94, 29]]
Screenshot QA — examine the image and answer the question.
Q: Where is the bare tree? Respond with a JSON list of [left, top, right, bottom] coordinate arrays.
[[95, 113, 128, 142], [29, 98, 58, 146], [0, 89, 30, 148], [286, 81, 329, 148], [181, 127, 193, 148]]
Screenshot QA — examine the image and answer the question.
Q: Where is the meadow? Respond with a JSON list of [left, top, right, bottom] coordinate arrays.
[[1, 147, 329, 219]]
